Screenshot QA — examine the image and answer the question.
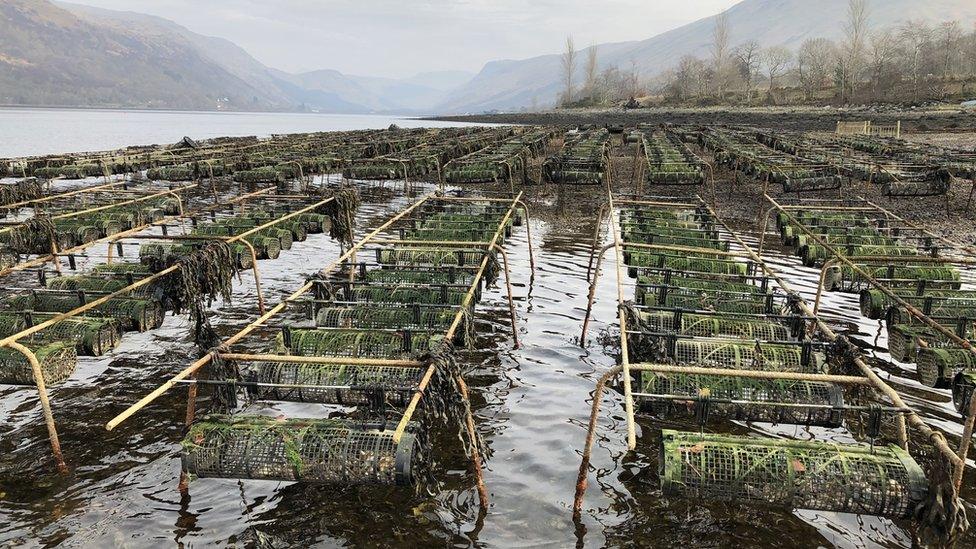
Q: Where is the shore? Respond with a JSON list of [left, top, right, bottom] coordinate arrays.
[[428, 106, 976, 132]]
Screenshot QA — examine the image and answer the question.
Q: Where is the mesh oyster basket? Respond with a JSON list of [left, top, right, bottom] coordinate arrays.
[[238, 359, 424, 406], [887, 325, 945, 363], [862, 289, 976, 320], [315, 305, 457, 332], [376, 248, 487, 267], [634, 310, 792, 341], [916, 347, 976, 388], [626, 252, 748, 278], [659, 430, 927, 518], [4, 293, 164, 332], [181, 415, 418, 485], [285, 328, 436, 359], [638, 286, 776, 315], [661, 339, 825, 373], [0, 312, 122, 357], [0, 341, 77, 386], [637, 373, 844, 426], [827, 264, 961, 293]]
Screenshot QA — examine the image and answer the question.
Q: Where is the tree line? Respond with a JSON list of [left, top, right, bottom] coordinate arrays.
[[558, 0, 976, 108]]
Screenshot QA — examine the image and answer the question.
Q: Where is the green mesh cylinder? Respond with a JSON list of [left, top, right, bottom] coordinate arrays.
[[638, 287, 774, 315], [669, 340, 824, 373], [285, 328, 436, 359], [887, 325, 944, 363], [0, 342, 77, 386], [5, 293, 164, 332], [240, 359, 424, 406], [659, 430, 927, 518], [0, 312, 122, 357], [182, 415, 418, 485], [315, 305, 457, 332], [626, 252, 747, 277], [634, 311, 791, 340], [638, 373, 843, 426], [916, 347, 976, 388]]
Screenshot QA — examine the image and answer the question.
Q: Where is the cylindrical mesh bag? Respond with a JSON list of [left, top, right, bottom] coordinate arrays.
[[4, 293, 164, 332], [240, 359, 424, 406], [916, 347, 976, 388], [639, 287, 775, 315], [285, 328, 435, 359], [376, 248, 486, 268], [669, 339, 825, 373], [830, 264, 961, 293], [635, 310, 791, 341], [182, 415, 419, 485], [0, 341, 77, 386], [887, 325, 948, 363], [637, 373, 844, 426], [357, 267, 475, 287], [315, 305, 456, 332], [659, 430, 928, 518], [0, 312, 122, 357]]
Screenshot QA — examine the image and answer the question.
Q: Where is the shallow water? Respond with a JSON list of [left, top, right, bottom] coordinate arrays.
[[1, 169, 975, 547], [0, 108, 485, 157]]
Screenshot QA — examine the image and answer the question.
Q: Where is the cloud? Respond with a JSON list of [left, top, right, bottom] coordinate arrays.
[[68, 0, 743, 76]]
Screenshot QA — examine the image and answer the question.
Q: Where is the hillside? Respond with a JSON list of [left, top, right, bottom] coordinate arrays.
[[437, 0, 976, 113], [0, 0, 473, 113], [0, 0, 288, 110]]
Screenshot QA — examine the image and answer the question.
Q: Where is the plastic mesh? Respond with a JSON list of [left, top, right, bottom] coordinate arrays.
[[659, 430, 928, 518], [240, 359, 424, 405], [285, 328, 436, 358], [0, 342, 77, 386], [668, 339, 825, 373], [635, 310, 791, 340], [916, 347, 976, 388], [4, 293, 164, 332], [637, 373, 843, 426], [182, 415, 418, 485], [315, 305, 457, 332]]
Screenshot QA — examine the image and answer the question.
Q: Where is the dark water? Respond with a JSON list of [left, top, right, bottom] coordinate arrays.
[[1, 176, 974, 548]]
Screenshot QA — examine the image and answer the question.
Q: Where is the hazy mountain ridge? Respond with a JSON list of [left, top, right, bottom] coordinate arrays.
[[4, 0, 974, 114], [1, 0, 474, 113], [437, 0, 976, 113]]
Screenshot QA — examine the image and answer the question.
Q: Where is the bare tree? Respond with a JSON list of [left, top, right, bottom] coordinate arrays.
[[627, 60, 643, 98], [970, 23, 976, 77], [763, 46, 794, 91], [899, 21, 932, 101], [797, 38, 836, 99], [668, 55, 705, 101], [840, 0, 870, 101], [561, 35, 578, 106], [584, 45, 599, 100], [868, 29, 898, 100], [733, 40, 762, 101], [710, 11, 732, 97], [938, 21, 962, 83]]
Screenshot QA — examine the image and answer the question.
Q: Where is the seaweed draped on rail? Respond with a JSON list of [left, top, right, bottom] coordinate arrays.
[[151, 241, 238, 349], [322, 186, 361, 247]]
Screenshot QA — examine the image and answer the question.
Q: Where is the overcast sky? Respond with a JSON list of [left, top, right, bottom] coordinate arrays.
[[69, 0, 742, 78]]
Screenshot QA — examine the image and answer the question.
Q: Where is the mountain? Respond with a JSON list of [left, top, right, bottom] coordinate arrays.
[[0, 0, 288, 110], [437, 0, 976, 113], [0, 0, 474, 113]]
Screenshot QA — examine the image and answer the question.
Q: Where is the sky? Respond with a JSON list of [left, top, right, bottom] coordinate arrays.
[[67, 0, 743, 78]]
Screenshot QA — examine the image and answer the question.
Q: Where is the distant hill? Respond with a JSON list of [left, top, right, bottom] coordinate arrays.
[[0, 0, 474, 113], [0, 0, 285, 110], [436, 0, 976, 113]]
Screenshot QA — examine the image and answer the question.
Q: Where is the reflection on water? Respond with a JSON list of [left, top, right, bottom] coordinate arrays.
[[0, 108, 485, 157], [0, 177, 973, 548]]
